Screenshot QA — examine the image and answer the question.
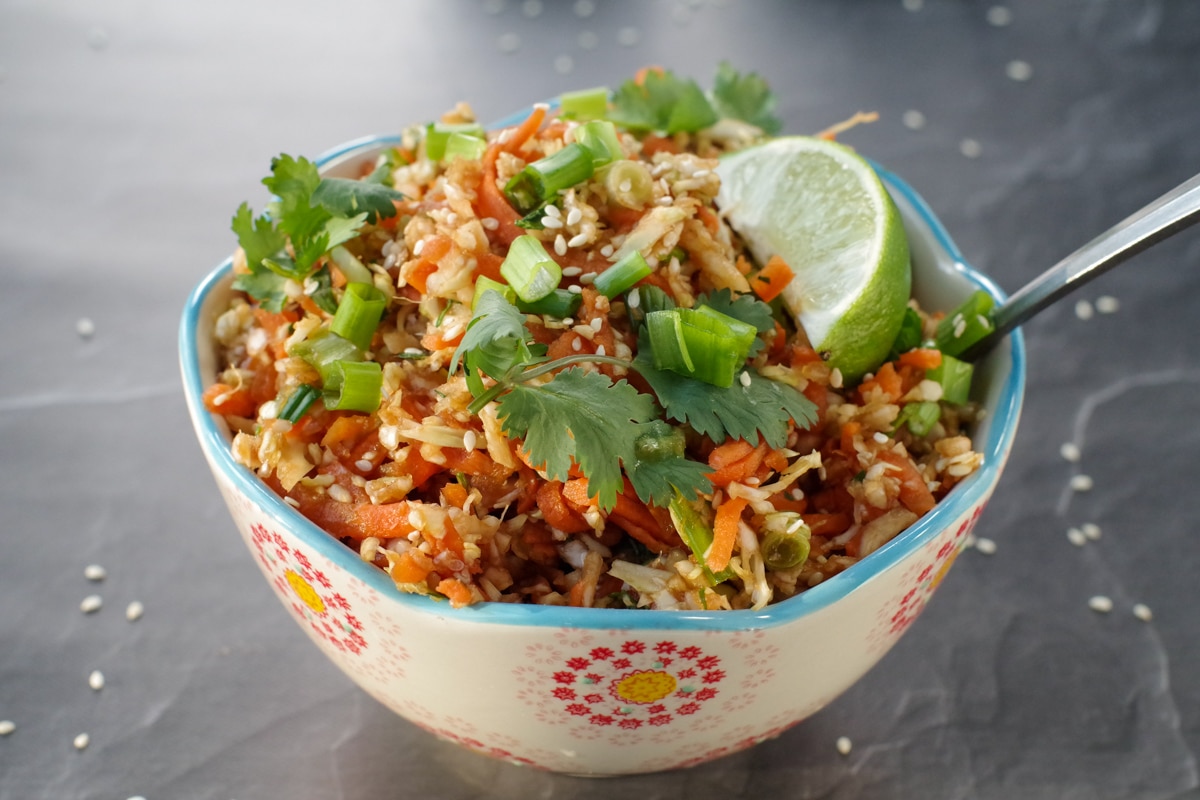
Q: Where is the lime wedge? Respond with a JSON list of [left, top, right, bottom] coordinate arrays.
[[715, 136, 911, 382]]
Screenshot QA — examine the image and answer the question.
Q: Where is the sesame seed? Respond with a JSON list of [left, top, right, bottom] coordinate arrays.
[[568, 232, 589, 248], [1067, 527, 1087, 547], [974, 537, 997, 555], [81, 595, 102, 614], [1088, 595, 1113, 613], [959, 138, 982, 158], [328, 484, 353, 503], [0, 720, 14, 736], [618, 179, 633, 194], [579, 272, 597, 285], [84, 564, 106, 582], [1060, 442, 1081, 462], [74, 732, 90, 750], [128, 796, 148, 800], [480, 217, 499, 230], [463, 430, 478, 451], [554, 234, 567, 256], [902, 109, 927, 130], [567, 284, 583, 294], [1075, 299, 1094, 320], [1006, 60, 1034, 82], [589, 317, 604, 332], [600, 244, 614, 258], [830, 368, 844, 389], [412, 238, 426, 256], [542, 216, 564, 230], [836, 736, 853, 755], [1070, 474, 1094, 492], [354, 459, 374, 473], [544, 204, 562, 218], [739, 371, 753, 388], [1096, 295, 1120, 314], [125, 601, 144, 622], [572, 337, 582, 351], [1081, 522, 1101, 540], [986, 5, 1013, 26], [627, 288, 641, 309], [76, 317, 96, 338], [953, 319, 968, 338], [872, 431, 889, 444], [89, 670, 105, 691], [561, 266, 583, 277], [595, 345, 606, 357], [693, 169, 710, 178], [1132, 603, 1153, 622], [284, 496, 300, 508]]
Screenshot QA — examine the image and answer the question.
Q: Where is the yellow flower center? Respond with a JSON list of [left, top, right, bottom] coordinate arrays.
[[286, 569, 326, 614], [613, 670, 676, 704]]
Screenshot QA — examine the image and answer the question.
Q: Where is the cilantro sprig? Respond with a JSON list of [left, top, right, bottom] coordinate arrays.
[[608, 62, 782, 136], [231, 155, 405, 311], [452, 289, 814, 511]]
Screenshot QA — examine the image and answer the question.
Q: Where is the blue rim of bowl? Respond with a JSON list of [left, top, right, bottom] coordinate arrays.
[[180, 131, 1025, 631]]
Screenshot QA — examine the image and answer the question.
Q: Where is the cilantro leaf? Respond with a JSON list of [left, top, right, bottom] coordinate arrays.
[[633, 339, 817, 447], [262, 154, 321, 219], [450, 290, 532, 374], [231, 202, 287, 274], [312, 177, 405, 223], [626, 450, 713, 507], [231, 270, 289, 313], [710, 61, 782, 135], [609, 69, 718, 134], [496, 368, 657, 510]]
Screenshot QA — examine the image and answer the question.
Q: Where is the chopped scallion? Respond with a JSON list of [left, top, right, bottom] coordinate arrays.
[[516, 287, 582, 318], [761, 526, 811, 571], [504, 143, 596, 214], [289, 329, 362, 371], [935, 290, 996, 357], [645, 306, 758, 387], [329, 245, 374, 285], [330, 282, 387, 350], [668, 489, 733, 585], [601, 160, 653, 209], [593, 250, 652, 299], [500, 235, 563, 302], [472, 276, 517, 311], [560, 86, 609, 121], [625, 284, 676, 334], [278, 384, 320, 423], [574, 120, 623, 166], [889, 307, 924, 360], [425, 122, 484, 161], [322, 360, 383, 413], [928, 354, 974, 405], [894, 401, 941, 437], [444, 131, 488, 161]]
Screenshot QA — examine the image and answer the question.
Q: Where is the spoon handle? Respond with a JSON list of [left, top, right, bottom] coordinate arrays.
[[962, 172, 1200, 360]]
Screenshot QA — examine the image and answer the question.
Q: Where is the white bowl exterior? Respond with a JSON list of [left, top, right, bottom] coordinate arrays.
[[180, 135, 1022, 775]]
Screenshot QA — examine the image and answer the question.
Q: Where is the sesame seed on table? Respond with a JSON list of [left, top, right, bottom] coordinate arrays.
[[2, 1, 1199, 798]]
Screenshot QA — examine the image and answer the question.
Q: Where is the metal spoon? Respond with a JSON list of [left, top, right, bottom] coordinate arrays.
[[960, 172, 1200, 361]]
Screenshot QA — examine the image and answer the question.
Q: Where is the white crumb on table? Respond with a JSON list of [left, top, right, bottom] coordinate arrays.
[[1088, 595, 1114, 613], [80, 595, 102, 614], [836, 735, 853, 755]]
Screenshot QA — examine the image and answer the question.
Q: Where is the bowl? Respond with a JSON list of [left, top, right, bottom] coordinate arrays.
[[179, 131, 1025, 776]]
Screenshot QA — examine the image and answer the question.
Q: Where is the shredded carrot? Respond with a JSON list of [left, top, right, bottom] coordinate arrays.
[[859, 361, 902, 401], [815, 110, 880, 141], [389, 550, 433, 584], [840, 421, 862, 455], [201, 383, 256, 418], [898, 348, 943, 371], [641, 134, 680, 157], [441, 481, 469, 509], [502, 104, 547, 154], [709, 440, 769, 487], [537, 481, 592, 533], [707, 496, 748, 573], [802, 512, 853, 537], [436, 578, 474, 608], [876, 450, 936, 515], [708, 439, 756, 470], [751, 255, 795, 303]]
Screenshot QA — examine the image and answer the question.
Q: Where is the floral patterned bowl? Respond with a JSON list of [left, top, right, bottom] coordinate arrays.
[[179, 133, 1025, 776]]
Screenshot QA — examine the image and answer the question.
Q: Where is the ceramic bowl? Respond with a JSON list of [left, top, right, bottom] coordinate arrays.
[[180, 132, 1025, 776]]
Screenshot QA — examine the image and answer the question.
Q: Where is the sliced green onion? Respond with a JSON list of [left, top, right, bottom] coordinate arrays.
[[290, 329, 362, 371], [645, 306, 758, 387], [889, 307, 924, 360], [668, 489, 733, 585], [330, 282, 387, 350], [601, 160, 654, 209], [322, 360, 383, 413], [593, 250, 652, 299], [516, 287, 582, 318], [928, 354, 974, 405], [560, 86, 609, 121], [574, 120, 623, 167], [278, 384, 321, 423], [425, 122, 484, 161], [329, 245, 374, 285], [625, 284, 676, 334], [500, 235, 562, 302], [894, 400, 942, 437], [760, 513, 811, 570], [633, 420, 686, 463], [472, 276, 517, 312], [935, 290, 996, 357], [444, 131, 487, 161], [504, 143, 596, 214]]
